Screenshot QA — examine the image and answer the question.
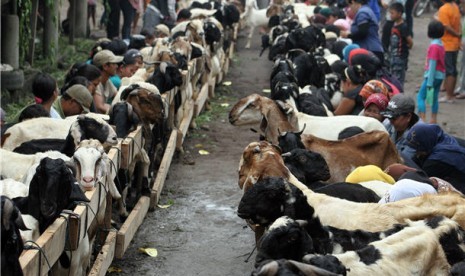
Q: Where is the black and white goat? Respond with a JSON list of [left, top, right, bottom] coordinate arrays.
[[11, 114, 118, 156]]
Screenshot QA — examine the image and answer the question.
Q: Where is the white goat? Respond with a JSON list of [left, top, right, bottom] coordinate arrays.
[[0, 149, 71, 185], [241, 0, 268, 48]]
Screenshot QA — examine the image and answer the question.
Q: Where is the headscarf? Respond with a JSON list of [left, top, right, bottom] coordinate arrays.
[[406, 123, 465, 173], [334, 19, 350, 31], [345, 165, 395, 184], [359, 80, 390, 101], [342, 44, 359, 62], [363, 93, 389, 110]]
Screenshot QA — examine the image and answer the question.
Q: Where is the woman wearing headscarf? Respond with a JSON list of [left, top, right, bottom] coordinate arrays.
[[334, 64, 368, 115], [406, 123, 465, 192]]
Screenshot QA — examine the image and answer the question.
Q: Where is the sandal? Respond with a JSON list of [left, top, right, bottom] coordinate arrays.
[[455, 93, 465, 99]]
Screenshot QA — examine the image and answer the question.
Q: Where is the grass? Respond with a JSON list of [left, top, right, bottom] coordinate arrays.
[[194, 83, 235, 127]]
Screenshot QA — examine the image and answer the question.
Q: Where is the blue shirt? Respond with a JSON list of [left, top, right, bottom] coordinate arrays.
[[368, 0, 381, 22], [350, 5, 384, 53]]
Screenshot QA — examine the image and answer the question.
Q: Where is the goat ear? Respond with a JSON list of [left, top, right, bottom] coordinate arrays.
[[65, 160, 77, 176], [272, 144, 282, 154], [12, 197, 28, 215], [69, 183, 90, 203], [160, 62, 168, 74], [2, 198, 13, 231], [281, 152, 291, 157]]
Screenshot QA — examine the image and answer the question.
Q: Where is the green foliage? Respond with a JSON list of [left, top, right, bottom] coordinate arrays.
[[18, 0, 32, 63]]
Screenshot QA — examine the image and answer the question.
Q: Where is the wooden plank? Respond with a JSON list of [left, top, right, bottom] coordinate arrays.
[[150, 130, 178, 207], [115, 196, 150, 259], [88, 231, 117, 276], [68, 182, 107, 250], [20, 217, 68, 276], [194, 83, 209, 117], [121, 126, 143, 169]]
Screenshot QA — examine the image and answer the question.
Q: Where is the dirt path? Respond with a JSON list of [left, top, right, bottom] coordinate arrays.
[[110, 12, 465, 276]]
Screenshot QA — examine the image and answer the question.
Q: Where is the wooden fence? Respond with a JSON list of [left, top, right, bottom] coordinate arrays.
[[18, 24, 238, 276]]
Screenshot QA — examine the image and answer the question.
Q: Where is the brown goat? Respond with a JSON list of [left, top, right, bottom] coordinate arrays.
[[238, 141, 289, 192], [298, 131, 402, 182], [124, 87, 165, 126]]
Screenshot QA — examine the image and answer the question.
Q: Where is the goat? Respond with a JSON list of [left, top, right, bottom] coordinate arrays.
[[303, 216, 465, 275], [1, 196, 28, 276], [278, 130, 402, 182], [0, 149, 71, 185], [108, 102, 140, 138], [147, 62, 184, 93], [13, 158, 89, 233], [254, 214, 407, 266], [229, 94, 387, 144], [237, 140, 465, 232], [241, 0, 268, 48], [281, 149, 380, 202], [12, 114, 118, 156], [252, 259, 340, 276]]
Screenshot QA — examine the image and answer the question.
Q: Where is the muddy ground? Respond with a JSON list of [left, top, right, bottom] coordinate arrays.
[[109, 12, 465, 276]]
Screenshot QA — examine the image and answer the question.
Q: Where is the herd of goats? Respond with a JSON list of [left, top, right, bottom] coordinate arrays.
[[1, 0, 465, 275]]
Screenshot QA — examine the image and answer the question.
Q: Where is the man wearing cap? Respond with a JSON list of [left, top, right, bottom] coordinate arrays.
[[53, 84, 93, 118], [381, 94, 421, 168], [92, 49, 124, 114]]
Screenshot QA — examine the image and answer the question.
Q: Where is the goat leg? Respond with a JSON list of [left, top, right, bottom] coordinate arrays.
[[245, 26, 254, 49]]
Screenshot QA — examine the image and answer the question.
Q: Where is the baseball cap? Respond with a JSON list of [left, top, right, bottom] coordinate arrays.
[[64, 84, 92, 113], [155, 24, 170, 37], [123, 49, 143, 65], [92, 49, 124, 67], [319, 8, 334, 18], [364, 93, 389, 110], [380, 94, 415, 119]]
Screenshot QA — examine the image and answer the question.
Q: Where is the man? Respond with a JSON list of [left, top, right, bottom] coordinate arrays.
[[381, 94, 420, 168], [92, 49, 124, 114], [142, 0, 177, 31], [53, 84, 93, 118], [438, 0, 461, 103]]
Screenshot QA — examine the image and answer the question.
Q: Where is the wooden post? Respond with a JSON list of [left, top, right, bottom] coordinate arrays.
[[27, 0, 39, 65], [43, 0, 58, 63], [69, 0, 75, 44]]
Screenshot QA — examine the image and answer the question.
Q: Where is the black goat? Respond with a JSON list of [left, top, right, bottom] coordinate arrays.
[[13, 158, 89, 233], [1, 196, 28, 276], [297, 92, 328, 117], [252, 259, 339, 276], [285, 26, 325, 53], [109, 102, 140, 139], [13, 115, 117, 156], [147, 62, 183, 93], [204, 21, 222, 52]]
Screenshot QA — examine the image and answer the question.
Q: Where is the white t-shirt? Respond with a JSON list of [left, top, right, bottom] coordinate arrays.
[[50, 106, 61, 119]]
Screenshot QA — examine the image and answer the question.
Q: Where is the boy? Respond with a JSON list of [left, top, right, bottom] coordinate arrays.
[[388, 2, 413, 86]]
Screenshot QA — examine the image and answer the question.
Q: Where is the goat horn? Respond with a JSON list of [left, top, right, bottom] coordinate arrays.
[[297, 124, 306, 135], [281, 152, 291, 157], [296, 219, 308, 227], [249, 128, 258, 133], [253, 146, 261, 153]]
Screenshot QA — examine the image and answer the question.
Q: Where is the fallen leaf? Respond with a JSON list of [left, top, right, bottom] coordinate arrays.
[[157, 204, 172, 209], [220, 103, 230, 107], [194, 144, 203, 148], [108, 266, 122, 273], [262, 89, 271, 93], [222, 81, 232, 86], [199, 149, 210, 155], [139, 247, 158, 257]]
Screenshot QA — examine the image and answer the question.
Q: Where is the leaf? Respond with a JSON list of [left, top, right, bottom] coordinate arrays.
[[220, 103, 230, 107], [108, 266, 122, 273], [157, 204, 172, 209], [199, 149, 210, 155], [138, 247, 158, 257], [222, 81, 232, 86], [262, 89, 271, 93], [195, 144, 203, 148]]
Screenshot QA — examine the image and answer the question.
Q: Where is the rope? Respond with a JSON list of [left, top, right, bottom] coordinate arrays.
[[58, 213, 73, 276], [23, 240, 52, 276], [244, 245, 256, 263]]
